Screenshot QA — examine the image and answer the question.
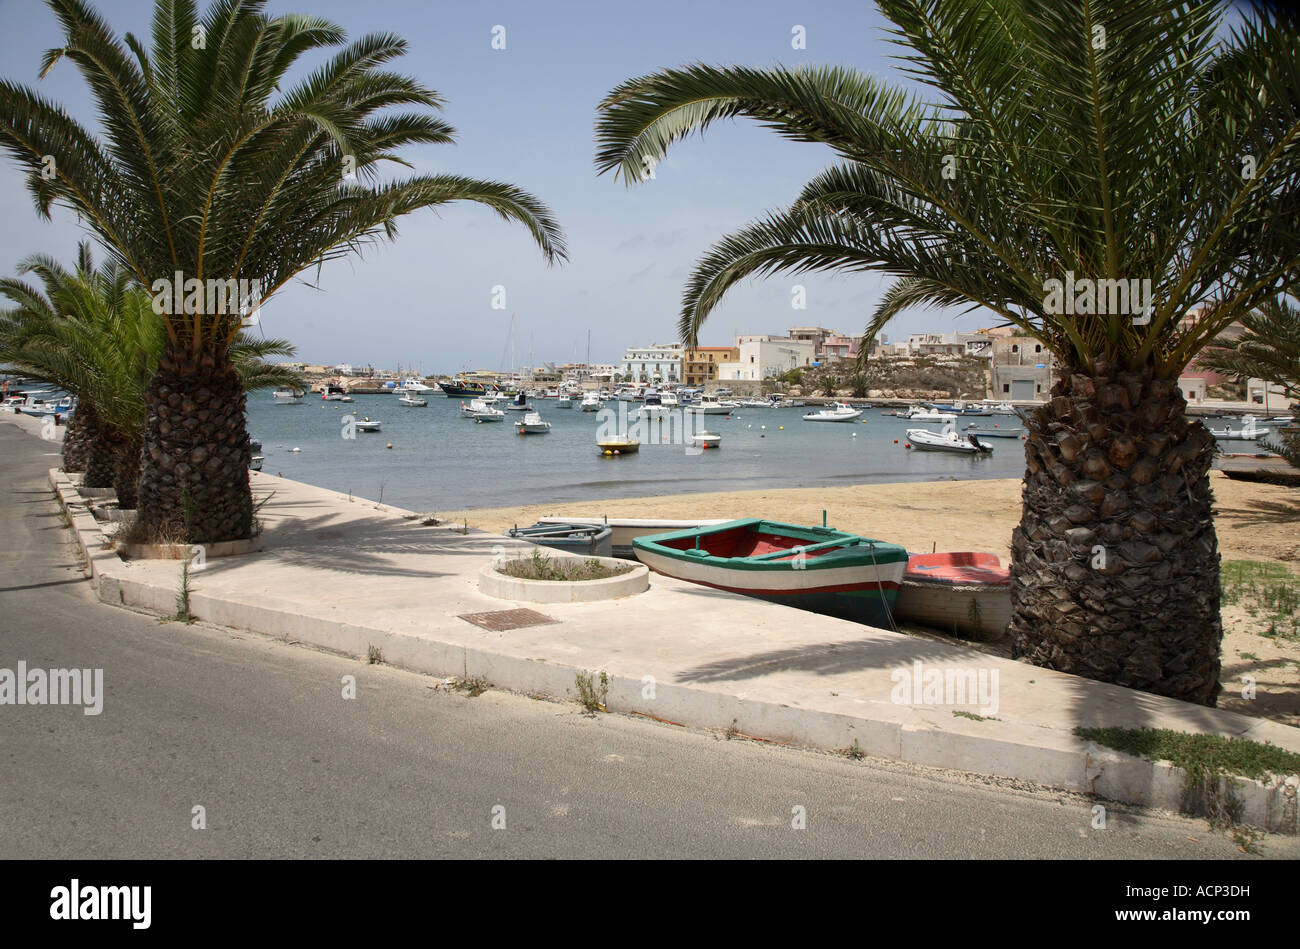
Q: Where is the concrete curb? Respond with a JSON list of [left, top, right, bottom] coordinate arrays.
[[45, 467, 1299, 835]]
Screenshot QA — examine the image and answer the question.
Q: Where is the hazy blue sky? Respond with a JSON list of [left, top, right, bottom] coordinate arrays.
[[0, 0, 1247, 373]]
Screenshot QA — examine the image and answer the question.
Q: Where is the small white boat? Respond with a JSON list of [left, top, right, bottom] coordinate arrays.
[[321, 384, 353, 402], [907, 428, 993, 453], [398, 393, 428, 407], [272, 387, 303, 404], [803, 402, 862, 422], [515, 411, 551, 434], [697, 393, 738, 415], [354, 417, 382, 432], [689, 432, 722, 450], [904, 405, 957, 421], [1209, 416, 1270, 440], [963, 422, 1025, 439], [249, 455, 264, 471], [556, 395, 573, 409], [637, 393, 675, 419], [580, 392, 602, 412], [461, 398, 505, 421], [507, 392, 534, 411], [394, 378, 433, 393]]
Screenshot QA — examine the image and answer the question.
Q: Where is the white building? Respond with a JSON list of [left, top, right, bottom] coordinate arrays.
[[718, 337, 817, 381], [621, 344, 685, 384]]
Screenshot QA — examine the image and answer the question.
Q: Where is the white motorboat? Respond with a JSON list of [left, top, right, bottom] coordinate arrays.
[[904, 405, 957, 421], [697, 393, 738, 415], [580, 392, 602, 412], [1, 395, 28, 413], [515, 411, 551, 434], [461, 398, 505, 421], [689, 431, 722, 450], [803, 402, 862, 422], [556, 395, 572, 408], [637, 393, 674, 419], [398, 392, 428, 407], [1209, 416, 1270, 440], [272, 387, 303, 404], [394, 378, 433, 393], [321, 383, 353, 402], [507, 392, 534, 411], [353, 417, 382, 432], [907, 428, 993, 454], [963, 422, 1025, 439]]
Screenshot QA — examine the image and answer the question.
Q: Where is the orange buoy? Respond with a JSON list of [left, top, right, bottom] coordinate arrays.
[[386, 443, 393, 449], [893, 438, 898, 443]]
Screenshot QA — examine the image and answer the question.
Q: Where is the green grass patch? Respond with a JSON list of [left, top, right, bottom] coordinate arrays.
[[574, 670, 608, 713], [499, 549, 631, 582], [1076, 725, 1300, 844], [1220, 560, 1300, 639]]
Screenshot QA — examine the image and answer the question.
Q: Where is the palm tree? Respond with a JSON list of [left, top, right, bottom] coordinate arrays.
[[595, 0, 1299, 705], [1198, 294, 1300, 402], [0, 0, 565, 543], [0, 244, 301, 508]]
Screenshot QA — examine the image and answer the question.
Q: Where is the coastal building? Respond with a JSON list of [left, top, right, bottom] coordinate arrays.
[[991, 335, 1054, 401], [684, 347, 740, 387], [820, 335, 861, 362], [621, 344, 685, 384], [718, 337, 817, 381]]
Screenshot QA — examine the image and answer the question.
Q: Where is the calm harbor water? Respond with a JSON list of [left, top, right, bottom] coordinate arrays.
[[246, 394, 1030, 512]]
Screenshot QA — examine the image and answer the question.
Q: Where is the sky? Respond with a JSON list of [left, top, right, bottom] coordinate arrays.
[[0, 0, 1251, 373]]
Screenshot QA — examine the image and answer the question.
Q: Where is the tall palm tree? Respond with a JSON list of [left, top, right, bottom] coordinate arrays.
[[594, 0, 1299, 705], [0, 0, 566, 543], [0, 243, 301, 507]]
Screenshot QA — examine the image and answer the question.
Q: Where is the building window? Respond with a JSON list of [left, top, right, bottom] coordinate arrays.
[[1011, 344, 1019, 353], [1002, 383, 1010, 393], [1034, 344, 1042, 353]]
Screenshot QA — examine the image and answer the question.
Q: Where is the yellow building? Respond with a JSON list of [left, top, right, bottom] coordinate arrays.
[[684, 347, 740, 386]]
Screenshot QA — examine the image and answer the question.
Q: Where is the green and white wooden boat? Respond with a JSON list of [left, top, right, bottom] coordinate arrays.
[[633, 519, 907, 626]]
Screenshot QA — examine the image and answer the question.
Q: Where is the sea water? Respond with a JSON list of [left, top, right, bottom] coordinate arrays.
[[246, 394, 1027, 512]]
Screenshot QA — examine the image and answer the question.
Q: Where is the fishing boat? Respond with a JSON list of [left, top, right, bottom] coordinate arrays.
[[354, 417, 382, 432], [636, 392, 673, 419], [507, 392, 534, 411], [963, 422, 1025, 438], [249, 455, 264, 471], [556, 395, 573, 409], [321, 383, 353, 402], [461, 398, 505, 421], [394, 378, 433, 394], [597, 437, 640, 455], [803, 402, 862, 422], [907, 428, 993, 453], [688, 431, 722, 450], [697, 393, 738, 415], [1209, 416, 1270, 440], [515, 411, 551, 434], [398, 392, 428, 407], [580, 392, 602, 412], [19, 394, 75, 417], [438, 377, 517, 398], [504, 522, 614, 558], [633, 519, 908, 626], [537, 516, 737, 559], [272, 386, 303, 404], [895, 552, 1011, 641], [903, 405, 957, 421]]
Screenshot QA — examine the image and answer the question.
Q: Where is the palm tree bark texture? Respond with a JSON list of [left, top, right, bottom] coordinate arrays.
[[1011, 365, 1221, 705]]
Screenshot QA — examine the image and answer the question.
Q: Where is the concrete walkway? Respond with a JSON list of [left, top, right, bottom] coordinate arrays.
[[23, 412, 1299, 832]]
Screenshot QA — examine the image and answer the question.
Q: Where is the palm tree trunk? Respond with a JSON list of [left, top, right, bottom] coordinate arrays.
[[136, 346, 253, 543], [113, 440, 141, 511], [61, 408, 90, 472], [79, 407, 117, 489], [1010, 367, 1222, 706]]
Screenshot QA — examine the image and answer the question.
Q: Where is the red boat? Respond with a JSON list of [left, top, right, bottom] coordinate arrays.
[[894, 552, 1011, 641]]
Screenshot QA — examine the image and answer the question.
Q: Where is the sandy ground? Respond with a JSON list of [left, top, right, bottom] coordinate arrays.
[[448, 473, 1299, 726]]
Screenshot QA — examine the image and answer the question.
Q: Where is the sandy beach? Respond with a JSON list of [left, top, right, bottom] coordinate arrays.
[[449, 473, 1300, 726]]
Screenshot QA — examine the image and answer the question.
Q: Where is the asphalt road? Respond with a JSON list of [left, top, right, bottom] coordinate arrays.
[[0, 421, 1291, 859]]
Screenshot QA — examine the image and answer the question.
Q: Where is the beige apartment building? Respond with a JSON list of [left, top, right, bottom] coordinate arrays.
[[684, 347, 740, 386]]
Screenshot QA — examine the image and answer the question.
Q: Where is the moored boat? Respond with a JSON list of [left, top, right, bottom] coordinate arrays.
[[272, 386, 304, 404], [505, 522, 614, 558], [397, 392, 428, 407], [963, 422, 1025, 438], [1209, 416, 1270, 440], [803, 402, 862, 422], [461, 398, 505, 421], [580, 392, 602, 411], [597, 437, 640, 455], [515, 411, 551, 434], [895, 552, 1011, 640], [537, 516, 742, 559], [633, 519, 908, 625], [907, 428, 992, 453], [353, 417, 382, 432], [688, 431, 722, 449]]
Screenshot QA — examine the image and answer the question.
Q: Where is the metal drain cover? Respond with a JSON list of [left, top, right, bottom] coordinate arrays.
[[458, 608, 559, 631]]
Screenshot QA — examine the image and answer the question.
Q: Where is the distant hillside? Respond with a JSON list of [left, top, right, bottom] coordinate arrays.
[[778, 354, 990, 401]]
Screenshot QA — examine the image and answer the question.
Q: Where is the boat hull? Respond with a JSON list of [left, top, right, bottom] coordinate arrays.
[[538, 516, 730, 559], [633, 519, 907, 626], [894, 553, 1010, 641], [506, 524, 613, 558]]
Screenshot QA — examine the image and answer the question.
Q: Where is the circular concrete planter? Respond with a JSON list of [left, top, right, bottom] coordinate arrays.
[[479, 556, 649, 603]]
